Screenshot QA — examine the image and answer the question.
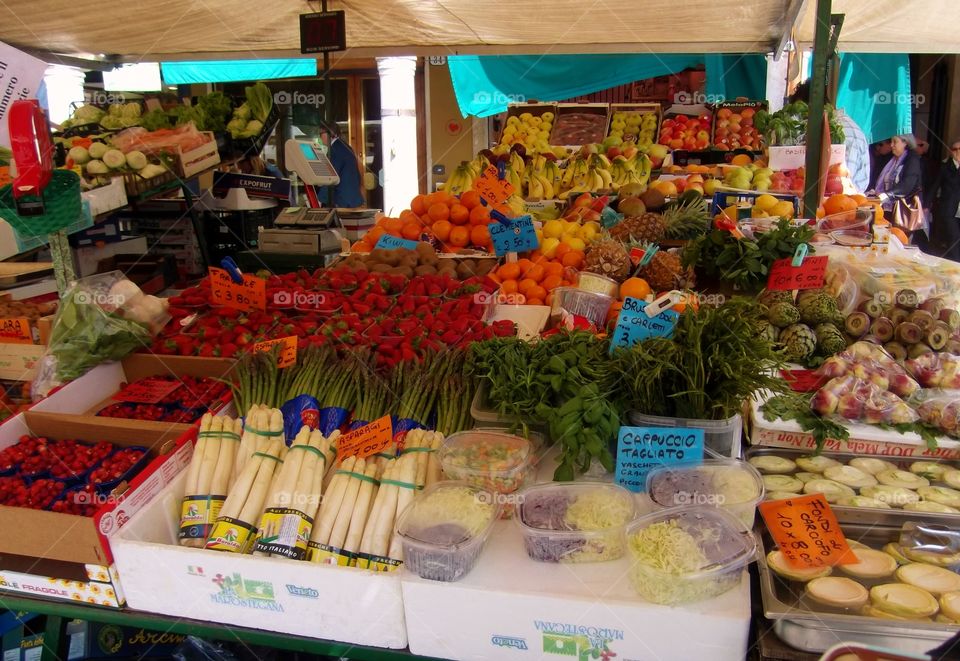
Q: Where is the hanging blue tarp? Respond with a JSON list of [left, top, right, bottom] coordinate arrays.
[[704, 54, 767, 102], [161, 59, 317, 84], [448, 54, 703, 118], [835, 53, 912, 143]]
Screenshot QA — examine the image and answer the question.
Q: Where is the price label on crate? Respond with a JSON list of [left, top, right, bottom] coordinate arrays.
[[767, 255, 828, 291], [113, 378, 181, 404], [0, 318, 32, 344], [375, 234, 419, 251], [759, 494, 857, 569], [474, 164, 514, 206], [209, 267, 266, 311], [252, 336, 298, 368], [337, 415, 393, 459], [489, 215, 539, 256], [610, 296, 678, 350]]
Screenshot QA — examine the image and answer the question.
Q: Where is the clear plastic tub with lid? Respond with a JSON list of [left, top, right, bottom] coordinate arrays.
[[439, 430, 533, 516], [396, 481, 501, 582], [645, 458, 765, 527], [626, 505, 756, 605], [515, 482, 636, 563]]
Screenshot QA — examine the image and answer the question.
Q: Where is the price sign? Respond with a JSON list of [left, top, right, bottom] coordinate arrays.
[[759, 494, 856, 569], [0, 318, 32, 344], [337, 415, 393, 459], [489, 215, 539, 256], [208, 267, 266, 311], [252, 336, 298, 368], [767, 255, 828, 291], [474, 165, 514, 206], [113, 378, 180, 404], [614, 426, 704, 492], [781, 369, 828, 392], [610, 297, 678, 350], [375, 235, 419, 251]]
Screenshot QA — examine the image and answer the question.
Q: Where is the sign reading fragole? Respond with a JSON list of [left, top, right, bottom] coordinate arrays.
[[767, 255, 828, 291], [759, 494, 856, 569], [208, 267, 266, 311], [0, 41, 47, 148], [614, 426, 705, 492]]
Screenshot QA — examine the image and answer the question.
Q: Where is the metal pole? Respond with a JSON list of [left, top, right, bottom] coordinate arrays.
[[803, 0, 832, 217], [322, 0, 332, 126]]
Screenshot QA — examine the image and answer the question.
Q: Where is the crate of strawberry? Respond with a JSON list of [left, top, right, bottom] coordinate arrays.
[[90, 447, 148, 494], [50, 484, 101, 517], [0, 476, 66, 510]]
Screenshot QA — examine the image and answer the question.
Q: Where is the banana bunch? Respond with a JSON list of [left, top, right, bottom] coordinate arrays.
[[442, 157, 486, 195], [609, 153, 652, 190], [503, 163, 523, 195], [556, 154, 616, 199], [505, 194, 526, 217], [522, 154, 559, 200]]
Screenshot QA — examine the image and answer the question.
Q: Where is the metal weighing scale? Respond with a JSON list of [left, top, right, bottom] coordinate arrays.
[[258, 139, 344, 255]]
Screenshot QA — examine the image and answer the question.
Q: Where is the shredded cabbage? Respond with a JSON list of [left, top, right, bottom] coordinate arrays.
[[407, 487, 495, 541], [564, 490, 632, 531]]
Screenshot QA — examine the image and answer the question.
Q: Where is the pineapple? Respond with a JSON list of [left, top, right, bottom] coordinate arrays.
[[583, 236, 632, 281], [609, 197, 710, 243], [636, 249, 695, 292], [610, 212, 663, 243]]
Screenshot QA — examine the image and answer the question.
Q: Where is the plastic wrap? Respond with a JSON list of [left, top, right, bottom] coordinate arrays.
[[811, 375, 918, 425], [905, 353, 960, 389], [914, 390, 960, 438], [817, 341, 921, 398]]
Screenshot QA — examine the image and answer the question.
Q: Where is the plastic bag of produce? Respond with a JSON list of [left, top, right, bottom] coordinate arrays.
[[816, 341, 920, 398], [905, 353, 960, 389], [811, 374, 918, 425], [914, 390, 960, 438], [31, 272, 169, 398]]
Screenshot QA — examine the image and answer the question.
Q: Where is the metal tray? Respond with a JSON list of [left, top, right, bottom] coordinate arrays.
[[745, 446, 960, 527], [756, 523, 958, 655]]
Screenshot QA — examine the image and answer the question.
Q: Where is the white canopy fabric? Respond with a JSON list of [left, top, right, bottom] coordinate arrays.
[[0, 0, 958, 60]]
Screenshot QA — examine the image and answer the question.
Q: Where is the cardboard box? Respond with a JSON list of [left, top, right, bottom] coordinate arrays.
[[768, 144, 847, 171], [0, 344, 44, 381], [550, 103, 609, 147], [497, 103, 557, 144], [108, 446, 408, 649], [608, 102, 662, 142], [0, 411, 190, 608], [36, 355, 236, 437], [401, 520, 751, 660]]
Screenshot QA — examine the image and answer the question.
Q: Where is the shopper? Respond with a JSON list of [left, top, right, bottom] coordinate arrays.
[[869, 139, 893, 190], [925, 139, 960, 261], [871, 133, 925, 245], [318, 120, 365, 209]]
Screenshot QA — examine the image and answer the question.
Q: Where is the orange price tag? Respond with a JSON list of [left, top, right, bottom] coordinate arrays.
[[336, 415, 393, 459], [208, 267, 266, 312], [252, 336, 298, 368], [0, 318, 32, 344], [758, 493, 856, 569], [474, 164, 514, 206]]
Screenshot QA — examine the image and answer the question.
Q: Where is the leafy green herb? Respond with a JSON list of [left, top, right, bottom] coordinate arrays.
[[754, 101, 844, 146], [761, 391, 849, 452]]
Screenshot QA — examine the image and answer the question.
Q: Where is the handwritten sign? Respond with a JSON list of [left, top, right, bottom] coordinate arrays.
[[0, 318, 32, 344], [610, 296, 678, 350], [375, 234, 419, 251], [767, 255, 828, 291], [489, 215, 539, 256], [781, 369, 828, 392], [209, 267, 266, 311], [759, 493, 856, 569], [336, 415, 393, 459], [614, 426, 705, 492], [252, 336, 298, 368], [113, 378, 180, 404], [474, 165, 514, 206]]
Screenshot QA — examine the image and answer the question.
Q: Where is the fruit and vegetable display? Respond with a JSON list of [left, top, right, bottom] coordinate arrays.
[[606, 108, 658, 150], [96, 375, 229, 423], [550, 111, 609, 146], [711, 104, 764, 151], [658, 111, 713, 152], [753, 101, 845, 146]]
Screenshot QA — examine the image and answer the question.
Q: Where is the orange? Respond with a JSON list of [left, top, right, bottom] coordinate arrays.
[[890, 227, 909, 244], [526, 264, 545, 283], [401, 222, 422, 240], [517, 258, 534, 274], [619, 277, 652, 301], [460, 190, 481, 210], [555, 243, 572, 260], [500, 279, 519, 295], [529, 250, 545, 263], [561, 250, 584, 268], [449, 226, 470, 247], [498, 263, 521, 281], [426, 191, 449, 208], [432, 220, 452, 242], [606, 300, 623, 324], [450, 204, 470, 225], [526, 285, 547, 302], [545, 292, 554, 306], [382, 217, 404, 235], [398, 209, 419, 225], [851, 194, 869, 206], [352, 239, 373, 253], [518, 278, 537, 294], [420, 214, 434, 227], [410, 195, 428, 216], [823, 194, 857, 218], [470, 225, 491, 247], [542, 274, 563, 291], [526, 298, 544, 306], [469, 205, 491, 225], [543, 262, 564, 278], [731, 153, 753, 166], [366, 226, 385, 243], [428, 203, 450, 222]]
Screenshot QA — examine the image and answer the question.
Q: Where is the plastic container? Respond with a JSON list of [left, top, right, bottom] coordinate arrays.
[[817, 207, 873, 233], [550, 287, 613, 330], [516, 482, 636, 563], [626, 505, 756, 605], [397, 481, 500, 582], [576, 272, 619, 298], [439, 431, 533, 517], [627, 411, 743, 458], [646, 459, 764, 528]]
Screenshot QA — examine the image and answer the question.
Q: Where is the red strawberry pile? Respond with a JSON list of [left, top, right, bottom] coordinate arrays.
[[0, 435, 47, 472], [0, 476, 65, 509], [50, 484, 100, 516], [3, 436, 113, 481], [90, 448, 146, 487], [97, 375, 230, 423]]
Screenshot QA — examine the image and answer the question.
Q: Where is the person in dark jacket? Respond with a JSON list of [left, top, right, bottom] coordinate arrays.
[[871, 133, 925, 244], [318, 121, 365, 208], [925, 139, 960, 261]]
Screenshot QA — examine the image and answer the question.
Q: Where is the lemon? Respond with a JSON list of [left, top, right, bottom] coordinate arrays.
[[543, 219, 564, 239], [751, 207, 770, 218], [541, 237, 561, 258], [566, 237, 587, 252], [563, 220, 581, 236], [755, 193, 780, 212], [771, 201, 796, 219], [580, 224, 599, 242]]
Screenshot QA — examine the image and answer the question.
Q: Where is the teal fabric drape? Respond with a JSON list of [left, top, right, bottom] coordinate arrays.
[[448, 54, 703, 118], [835, 53, 912, 143], [705, 54, 767, 101], [161, 59, 317, 84]]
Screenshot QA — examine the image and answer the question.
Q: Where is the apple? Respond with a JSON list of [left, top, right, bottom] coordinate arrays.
[[696, 130, 710, 141], [607, 147, 622, 159]]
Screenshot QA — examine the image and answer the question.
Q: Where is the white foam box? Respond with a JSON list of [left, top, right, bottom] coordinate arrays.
[[108, 440, 407, 649]]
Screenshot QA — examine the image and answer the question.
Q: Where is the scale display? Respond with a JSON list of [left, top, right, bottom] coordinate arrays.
[[285, 139, 340, 186], [299, 11, 346, 54]]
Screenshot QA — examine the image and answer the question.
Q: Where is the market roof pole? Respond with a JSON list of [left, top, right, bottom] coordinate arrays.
[[803, 0, 832, 217]]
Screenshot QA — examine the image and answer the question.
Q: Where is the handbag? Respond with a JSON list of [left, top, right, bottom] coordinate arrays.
[[892, 195, 924, 232]]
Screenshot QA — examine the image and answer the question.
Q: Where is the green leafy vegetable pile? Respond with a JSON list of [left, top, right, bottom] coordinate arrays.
[[753, 101, 845, 146]]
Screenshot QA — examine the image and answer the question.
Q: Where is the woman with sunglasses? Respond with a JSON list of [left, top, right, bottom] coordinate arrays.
[[926, 140, 960, 261]]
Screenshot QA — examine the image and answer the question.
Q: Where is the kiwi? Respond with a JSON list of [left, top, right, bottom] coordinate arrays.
[[884, 342, 908, 362], [639, 188, 666, 211], [871, 317, 896, 342], [370, 263, 392, 273], [909, 309, 936, 331], [476, 260, 495, 275], [414, 265, 438, 276]]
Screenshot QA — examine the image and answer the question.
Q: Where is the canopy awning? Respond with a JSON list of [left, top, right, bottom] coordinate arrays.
[[0, 0, 958, 61]]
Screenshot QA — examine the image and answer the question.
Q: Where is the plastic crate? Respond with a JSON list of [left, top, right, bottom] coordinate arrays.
[[123, 168, 179, 199], [711, 190, 800, 219]]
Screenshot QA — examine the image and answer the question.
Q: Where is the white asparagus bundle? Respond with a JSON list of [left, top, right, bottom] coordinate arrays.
[[425, 431, 444, 488], [211, 418, 244, 493], [339, 462, 379, 554], [358, 460, 396, 557], [387, 453, 419, 561], [234, 405, 264, 481], [327, 458, 368, 550], [358, 453, 417, 561], [310, 456, 357, 548], [264, 425, 312, 511], [178, 414, 213, 547]]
